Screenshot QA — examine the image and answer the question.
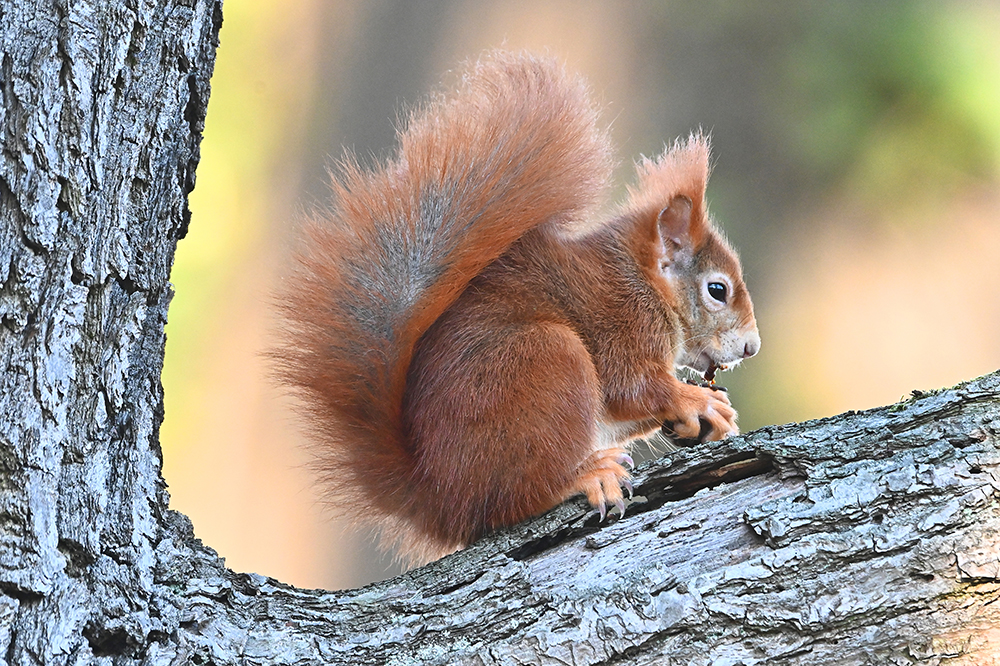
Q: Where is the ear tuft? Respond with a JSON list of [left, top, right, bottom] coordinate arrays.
[[626, 132, 710, 247]]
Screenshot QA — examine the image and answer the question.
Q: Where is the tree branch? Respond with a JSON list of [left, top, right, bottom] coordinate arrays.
[[156, 371, 1000, 665]]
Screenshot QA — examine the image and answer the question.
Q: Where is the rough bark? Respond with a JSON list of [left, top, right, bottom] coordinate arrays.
[[150, 373, 999, 666], [1, 1, 999, 664], [0, 0, 222, 662]]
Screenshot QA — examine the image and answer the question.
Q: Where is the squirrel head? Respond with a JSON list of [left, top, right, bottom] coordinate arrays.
[[626, 134, 761, 376]]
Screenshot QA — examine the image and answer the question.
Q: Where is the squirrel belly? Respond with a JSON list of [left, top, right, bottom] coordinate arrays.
[[275, 51, 760, 564]]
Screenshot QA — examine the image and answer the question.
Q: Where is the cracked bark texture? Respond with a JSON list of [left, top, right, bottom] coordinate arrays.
[[1, 0, 999, 663], [0, 0, 221, 662]]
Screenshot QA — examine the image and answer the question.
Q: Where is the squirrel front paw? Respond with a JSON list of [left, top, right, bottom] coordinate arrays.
[[568, 447, 634, 520], [663, 384, 738, 443]]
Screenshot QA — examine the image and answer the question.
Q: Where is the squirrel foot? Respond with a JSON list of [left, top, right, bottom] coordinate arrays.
[[569, 447, 634, 521]]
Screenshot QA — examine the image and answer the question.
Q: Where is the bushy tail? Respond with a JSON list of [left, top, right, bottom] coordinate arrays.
[[274, 50, 612, 559]]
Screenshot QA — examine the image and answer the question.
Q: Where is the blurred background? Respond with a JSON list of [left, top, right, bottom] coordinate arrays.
[[160, 0, 1000, 591]]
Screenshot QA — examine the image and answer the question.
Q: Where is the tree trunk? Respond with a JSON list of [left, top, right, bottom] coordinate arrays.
[[0, 0, 222, 662], [1, 1, 999, 664]]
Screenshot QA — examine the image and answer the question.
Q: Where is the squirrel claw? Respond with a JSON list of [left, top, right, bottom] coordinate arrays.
[[570, 447, 632, 523]]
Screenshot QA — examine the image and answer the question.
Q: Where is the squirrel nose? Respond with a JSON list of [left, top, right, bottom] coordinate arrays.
[[742, 331, 761, 358]]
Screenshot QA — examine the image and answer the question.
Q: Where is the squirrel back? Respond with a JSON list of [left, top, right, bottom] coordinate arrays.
[[274, 52, 615, 558]]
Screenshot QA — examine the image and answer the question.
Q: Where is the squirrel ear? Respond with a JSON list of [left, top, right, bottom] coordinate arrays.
[[657, 195, 693, 262]]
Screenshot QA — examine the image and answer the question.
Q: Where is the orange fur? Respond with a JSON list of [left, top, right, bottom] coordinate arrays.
[[274, 51, 759, 564]]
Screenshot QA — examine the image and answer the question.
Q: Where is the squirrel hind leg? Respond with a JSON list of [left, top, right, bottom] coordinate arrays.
[[403, 319, 605, 547]]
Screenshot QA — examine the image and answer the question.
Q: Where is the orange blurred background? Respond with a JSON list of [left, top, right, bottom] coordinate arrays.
[[161, 1, 1000, 590]]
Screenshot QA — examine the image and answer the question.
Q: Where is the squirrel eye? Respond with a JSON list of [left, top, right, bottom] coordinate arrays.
[[707, 281, 728, 303]]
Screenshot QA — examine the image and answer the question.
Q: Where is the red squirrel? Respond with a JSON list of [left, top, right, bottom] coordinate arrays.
[[275, 51, 760, 564]]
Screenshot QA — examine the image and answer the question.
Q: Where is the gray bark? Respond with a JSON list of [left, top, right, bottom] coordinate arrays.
[[0, 0, 222, 662], [1, 0, 999, 664]]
